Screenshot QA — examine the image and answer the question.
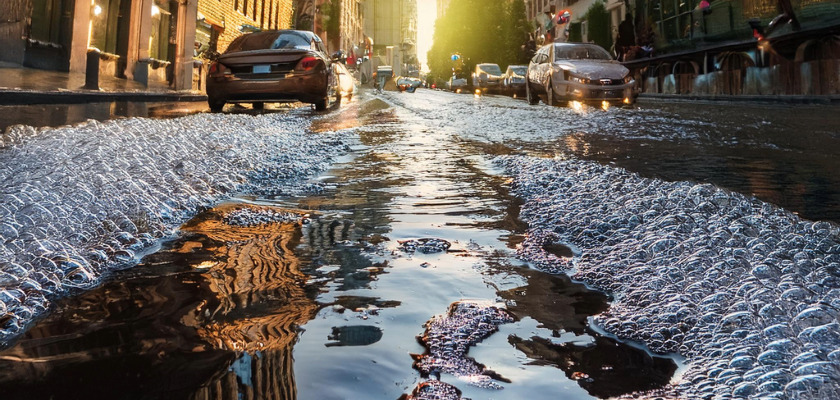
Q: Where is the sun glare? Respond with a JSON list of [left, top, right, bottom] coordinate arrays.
[[417, 0, 437, 73]]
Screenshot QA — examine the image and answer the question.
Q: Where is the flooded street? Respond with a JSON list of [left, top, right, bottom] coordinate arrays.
[[2, 89, 840, 399]]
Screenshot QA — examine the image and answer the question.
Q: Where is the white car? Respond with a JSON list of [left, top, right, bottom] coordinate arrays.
[[526, 42, 635, 106]]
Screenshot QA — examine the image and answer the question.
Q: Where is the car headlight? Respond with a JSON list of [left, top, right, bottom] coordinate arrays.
[[624, 75, 633, 83], [569, 76, 590, 84]]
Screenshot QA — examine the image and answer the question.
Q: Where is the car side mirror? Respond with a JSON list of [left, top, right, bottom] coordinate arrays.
[[203, 50, 220, 61]]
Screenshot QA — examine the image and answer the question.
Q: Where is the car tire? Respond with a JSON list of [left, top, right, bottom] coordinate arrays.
[[209, 99, 225, 113], [526, 78, 538, 105], [315, 96, 328, 111], [252, 102, 265, 110]]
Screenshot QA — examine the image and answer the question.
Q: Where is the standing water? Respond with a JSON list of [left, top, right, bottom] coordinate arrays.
[[0, 92, 677, 399], [4, 89, 840, 400]]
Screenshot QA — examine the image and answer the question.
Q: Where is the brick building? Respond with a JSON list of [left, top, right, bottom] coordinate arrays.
[[197, 0, 295, 55]]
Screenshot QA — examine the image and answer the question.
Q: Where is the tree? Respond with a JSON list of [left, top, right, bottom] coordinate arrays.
[[584, 1, 612, 51], [427, 0, 532, 84]]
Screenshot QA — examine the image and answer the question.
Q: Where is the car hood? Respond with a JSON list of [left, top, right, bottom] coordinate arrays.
[[555, 60, 628, 80]]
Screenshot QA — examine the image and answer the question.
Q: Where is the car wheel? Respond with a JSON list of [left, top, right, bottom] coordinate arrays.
[[526, 78, 538, 105], [208, 99, 225, 113], [252, 102, 265, 110], [315, 96, 328, 111]]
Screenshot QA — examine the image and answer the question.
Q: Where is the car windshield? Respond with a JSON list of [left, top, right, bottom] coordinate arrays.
[[479, 64, 502, 75], [510, 66, 526, 75], [226, 31, 315, 53], [554, 45, 612, 61]]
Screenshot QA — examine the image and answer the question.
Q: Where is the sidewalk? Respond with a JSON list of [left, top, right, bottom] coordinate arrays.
[[0, 62, 207, 105]]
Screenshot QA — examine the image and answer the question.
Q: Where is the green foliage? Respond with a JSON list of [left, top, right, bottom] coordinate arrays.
[[322, 0, 341, 49], [584, 1, 612, 51], [427, 0, 533, 84]]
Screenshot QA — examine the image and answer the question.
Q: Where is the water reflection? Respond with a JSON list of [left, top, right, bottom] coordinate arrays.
[[0, 203, 316, 399], [510, 335, 677, 398], [0, 102, 208, 131]]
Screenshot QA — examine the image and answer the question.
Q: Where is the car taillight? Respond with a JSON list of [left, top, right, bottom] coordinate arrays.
[[295, 56, 320, 71], [208, 62, 226, 75]]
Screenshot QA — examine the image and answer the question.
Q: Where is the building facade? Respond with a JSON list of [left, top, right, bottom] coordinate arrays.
[[363, 0, 417, 76], [0, 0, 293, 91], [197, 0, 294, 55]]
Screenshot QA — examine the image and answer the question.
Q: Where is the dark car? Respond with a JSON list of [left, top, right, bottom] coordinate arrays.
[[206, 30, 340, 112], [471, 63, 503, 93], [502, 65, 527, 97], [525, 42, 635, 106]]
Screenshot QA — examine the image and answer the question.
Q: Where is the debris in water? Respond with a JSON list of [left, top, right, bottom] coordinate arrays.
[[399, 238, 452, 254], [412, 300, 513, 390]]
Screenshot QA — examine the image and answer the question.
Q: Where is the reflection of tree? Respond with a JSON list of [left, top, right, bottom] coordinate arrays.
[[0, 204, 317, 400], [179, 204, 317, 353]]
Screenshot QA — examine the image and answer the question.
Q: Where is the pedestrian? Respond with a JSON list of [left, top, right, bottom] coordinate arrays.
[[615, 13, 636, 61]]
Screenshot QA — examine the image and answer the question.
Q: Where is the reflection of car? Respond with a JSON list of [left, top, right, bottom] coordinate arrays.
[[526, 42, 635, 106], [446, 76, 468, 92], [502, 65, 527, 97], [206, 30, 341, 112], [471, 63, 503, 93], [334, 62, 355, 99], [397, 76, 422, 93]]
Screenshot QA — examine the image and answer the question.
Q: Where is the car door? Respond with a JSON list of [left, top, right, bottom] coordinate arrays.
[[534, 46, 551, 93], [527, 47, 548, 94]]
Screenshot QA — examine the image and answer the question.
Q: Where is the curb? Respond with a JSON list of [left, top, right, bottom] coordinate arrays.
[[0, 89, 207, 105], [637, 93, 840, 105]]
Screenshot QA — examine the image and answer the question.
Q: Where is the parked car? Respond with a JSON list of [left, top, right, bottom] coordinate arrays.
[[471, 63, 503, 93], [397, 76, 422, 93], [502, 65, 527, 97], [206, 30, 341, 112], [446, 75, 468, 92], [525, 42, 635, 106]]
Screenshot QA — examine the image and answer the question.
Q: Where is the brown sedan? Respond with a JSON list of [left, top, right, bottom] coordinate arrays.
[[206, 30, 340, 112]]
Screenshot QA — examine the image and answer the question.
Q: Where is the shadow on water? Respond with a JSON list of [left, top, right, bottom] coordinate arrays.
[[497, 267, 677, 398]]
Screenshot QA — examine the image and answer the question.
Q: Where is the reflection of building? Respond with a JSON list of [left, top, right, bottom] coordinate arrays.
[[363, 0, 418, 76], [0, 203, 317, 398]]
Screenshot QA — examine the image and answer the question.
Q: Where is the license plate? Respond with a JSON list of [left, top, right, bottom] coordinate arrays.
[[253, 65, 271, 74]]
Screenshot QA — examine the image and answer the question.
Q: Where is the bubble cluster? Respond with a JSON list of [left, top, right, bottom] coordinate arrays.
[[497, 155, 840, 400], [401, 379, 464, 400], [0, 113, 352, 342], [222, 206, 303, 227], [398, 238, 452, 254], [413, 300, 513, 390]]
